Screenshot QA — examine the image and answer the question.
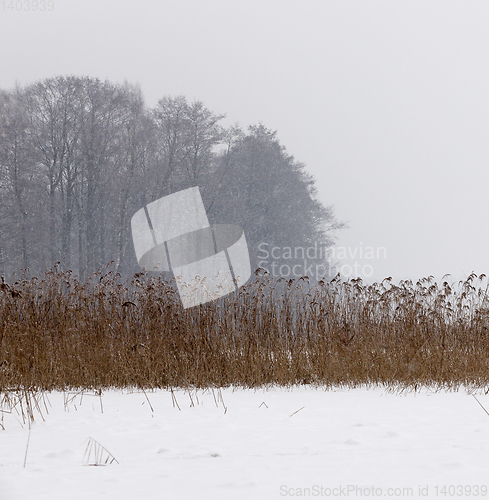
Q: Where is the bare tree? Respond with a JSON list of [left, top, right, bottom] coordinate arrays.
[[25, 76, 85, 269], [0, 87, 40, 272], [0, 78, 345, 280], [151, 96, 225, 195]]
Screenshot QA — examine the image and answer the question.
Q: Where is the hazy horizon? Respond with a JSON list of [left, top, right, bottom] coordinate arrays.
[[1, 0, 489, 284]]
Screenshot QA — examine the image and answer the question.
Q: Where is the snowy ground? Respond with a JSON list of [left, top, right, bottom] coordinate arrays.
[[1, 385, 489, 499]]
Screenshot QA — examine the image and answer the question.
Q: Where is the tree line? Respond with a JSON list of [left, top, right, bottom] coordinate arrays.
[[0, 75, 343, 281]]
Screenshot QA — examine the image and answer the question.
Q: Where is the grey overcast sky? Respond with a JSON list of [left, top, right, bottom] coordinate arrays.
[[1, 0, 489, 283]]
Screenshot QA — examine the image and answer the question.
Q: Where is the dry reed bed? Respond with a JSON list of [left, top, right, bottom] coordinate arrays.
[[1, 267, 489, 392]]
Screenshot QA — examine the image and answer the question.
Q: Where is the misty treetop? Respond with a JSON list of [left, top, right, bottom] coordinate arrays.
[[0, 75, 344, 280]]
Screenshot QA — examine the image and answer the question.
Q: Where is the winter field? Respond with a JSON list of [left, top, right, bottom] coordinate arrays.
[[3, 270, 489, 498], [2, 385, 489, 500]]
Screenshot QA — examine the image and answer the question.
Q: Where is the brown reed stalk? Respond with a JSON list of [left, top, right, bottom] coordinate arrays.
[[1, 266, 489, 394]]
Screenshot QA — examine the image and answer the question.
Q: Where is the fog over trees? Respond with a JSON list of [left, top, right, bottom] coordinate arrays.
[[0, 76, 344, 281]]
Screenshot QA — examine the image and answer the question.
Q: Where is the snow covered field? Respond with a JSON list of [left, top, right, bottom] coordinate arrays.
[[1, 386, 489, 499]]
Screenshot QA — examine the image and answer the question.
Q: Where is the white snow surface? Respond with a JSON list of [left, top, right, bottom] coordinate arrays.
[[1, 386, 489, 499]]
